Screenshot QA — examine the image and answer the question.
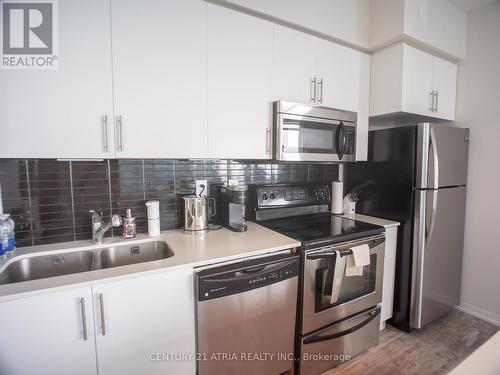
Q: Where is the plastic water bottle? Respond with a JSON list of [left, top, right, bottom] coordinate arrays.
[[0, 214, 15, 258]]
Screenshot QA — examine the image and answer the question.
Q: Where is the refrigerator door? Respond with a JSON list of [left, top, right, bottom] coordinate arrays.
[[411, 186, 466, 329], [416, 124, 470, 189]]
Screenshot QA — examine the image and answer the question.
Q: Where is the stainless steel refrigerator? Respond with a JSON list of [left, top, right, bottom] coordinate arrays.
[[345, 123, 469, 331]]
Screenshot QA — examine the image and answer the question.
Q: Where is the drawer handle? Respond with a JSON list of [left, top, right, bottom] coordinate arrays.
[[303, 307, 380, 345]]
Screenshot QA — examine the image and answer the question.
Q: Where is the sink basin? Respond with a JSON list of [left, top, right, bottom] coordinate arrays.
[[0, 241, 174, 285], [0, 251, 94, 285], [99, 241, 174, 269]]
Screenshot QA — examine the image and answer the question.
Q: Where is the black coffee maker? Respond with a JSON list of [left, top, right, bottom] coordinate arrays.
[[211, 184, 248, 232]]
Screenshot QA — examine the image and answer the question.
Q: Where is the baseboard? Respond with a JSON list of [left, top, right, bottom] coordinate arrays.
[[456, 303, 500, 327]]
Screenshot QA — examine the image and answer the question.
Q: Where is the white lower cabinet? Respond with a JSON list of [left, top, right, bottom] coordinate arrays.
[[0, 287, 97, 375], [0, 268, 196, 375], [93, 268, 196, 375], [381, 226, 398, 329]]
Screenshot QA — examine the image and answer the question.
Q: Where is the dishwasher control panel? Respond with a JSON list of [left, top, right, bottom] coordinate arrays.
[[196, 254, 299, 301]]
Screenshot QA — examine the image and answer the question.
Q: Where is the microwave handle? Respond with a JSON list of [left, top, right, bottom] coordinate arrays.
[[336, 121, 347, 160]]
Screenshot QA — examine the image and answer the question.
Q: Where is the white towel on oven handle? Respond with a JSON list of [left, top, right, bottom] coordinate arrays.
[[345, 244, 370, 277], [329, 250, 347, 304]]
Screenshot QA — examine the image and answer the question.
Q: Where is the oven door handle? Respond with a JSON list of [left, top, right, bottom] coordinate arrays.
[[303, 307, 381, 345], [306, 236, 385, 260], [308, 251, 349, 260]]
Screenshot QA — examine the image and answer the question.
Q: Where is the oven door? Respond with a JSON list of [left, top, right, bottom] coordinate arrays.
[[301, 234, 385, 334], [275, 113, 356, 162]]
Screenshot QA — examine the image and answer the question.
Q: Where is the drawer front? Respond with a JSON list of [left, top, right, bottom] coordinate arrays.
[[300, 306, 380, 375]]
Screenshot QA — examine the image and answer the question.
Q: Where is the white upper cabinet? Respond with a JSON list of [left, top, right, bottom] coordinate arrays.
[[370, 43, 458, 121], [92, 268, 196, 375], [370, 0, 467, 60], [316, 38, 370, 113], [431, 57, 458, 120], [273, 25, 370, 160], [273, 26, 318, 104], [111, 0, 208, 159], [0, 0, 114, 159], [220, 0, 370, 48], [207, 4, 274, 159], [0, 287, 97, 375]]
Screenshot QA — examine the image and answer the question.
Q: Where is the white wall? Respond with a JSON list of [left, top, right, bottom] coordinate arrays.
[[456, 1, 500, 326]]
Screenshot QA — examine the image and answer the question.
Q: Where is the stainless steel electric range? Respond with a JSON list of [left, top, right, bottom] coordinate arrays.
[[251, 183, 386, 375]]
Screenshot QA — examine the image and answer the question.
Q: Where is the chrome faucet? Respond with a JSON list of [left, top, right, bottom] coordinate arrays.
[[89, 210, 123, 244]]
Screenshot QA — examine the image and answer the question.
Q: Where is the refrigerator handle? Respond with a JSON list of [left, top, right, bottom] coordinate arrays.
[[429, 127, 439, 189], [426, 190, 438, 247], [411, 191, 426, 328]]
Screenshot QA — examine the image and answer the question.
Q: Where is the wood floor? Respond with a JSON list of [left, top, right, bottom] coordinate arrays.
[[323, 310, 499, 375]]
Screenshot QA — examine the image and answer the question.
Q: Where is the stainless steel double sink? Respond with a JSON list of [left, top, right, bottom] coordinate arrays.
[[0, 241, 174, 285]]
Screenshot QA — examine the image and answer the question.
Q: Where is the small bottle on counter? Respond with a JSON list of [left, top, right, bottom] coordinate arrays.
[[121, 209, 136, 239], [0, 214, 15, 258]]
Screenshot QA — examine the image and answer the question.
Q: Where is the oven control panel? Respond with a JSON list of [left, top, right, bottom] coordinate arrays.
[[255, 184, 330, 208]]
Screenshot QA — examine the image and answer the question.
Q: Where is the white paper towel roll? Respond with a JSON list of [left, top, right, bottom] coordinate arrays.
[[146, 200, 160, 236], [331, 181, 343, 214]]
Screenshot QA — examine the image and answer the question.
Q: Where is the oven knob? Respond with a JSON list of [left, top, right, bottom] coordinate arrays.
[[262, 193, 268, 200], [270, 193, 276, 200]]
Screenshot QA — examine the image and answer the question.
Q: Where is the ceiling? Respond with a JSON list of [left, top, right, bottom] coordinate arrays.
[[449, 0, 498, 12]]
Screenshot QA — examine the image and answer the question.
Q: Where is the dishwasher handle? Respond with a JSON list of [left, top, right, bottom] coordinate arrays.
[[202, 258, 297, 282]]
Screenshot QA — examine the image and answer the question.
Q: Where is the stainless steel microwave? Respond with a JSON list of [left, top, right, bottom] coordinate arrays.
[[273, 101, 357, 162]]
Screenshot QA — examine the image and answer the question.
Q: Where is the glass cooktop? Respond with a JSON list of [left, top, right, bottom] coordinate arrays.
[[260, 213, 384, 249]]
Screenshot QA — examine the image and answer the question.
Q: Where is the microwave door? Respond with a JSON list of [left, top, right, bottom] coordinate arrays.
[[282, 123, 301, 153], [279, 115, 340, 161]]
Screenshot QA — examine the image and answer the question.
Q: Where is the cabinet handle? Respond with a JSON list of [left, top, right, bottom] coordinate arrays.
[[429, 90, 435, 111], [310, 77, 317, 103], [99, 293, 106, 336], [102, 115, 109, 152], [435, 90, 439, 112], [318, 78, 324, 104], [116, 115, 124, 152], [80, 297, 88, 341], [266, 128, 272, 153]]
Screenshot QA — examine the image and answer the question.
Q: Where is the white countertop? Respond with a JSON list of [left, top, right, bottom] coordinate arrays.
[[0, 222, 300, 302], [338, 213, 400, 228], [448, 330, 500, 375]]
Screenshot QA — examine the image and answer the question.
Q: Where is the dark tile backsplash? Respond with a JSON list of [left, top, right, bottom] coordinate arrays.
[[0, 159, 338, 247]]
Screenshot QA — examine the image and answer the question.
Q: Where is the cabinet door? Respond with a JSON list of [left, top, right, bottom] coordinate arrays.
[[0, 287, 97, 375], [93, 268, 196, 375], [403, 0, 467, 60], [432, 57, 457, 120], [316, 39, 368, 112], [381, 226, 398, 327], [111, 0, 208, 158], [273, 25, 318, 104], [0, 0, 114, 158], [401, 45, 434, 116], [207, 5, 274, 159]]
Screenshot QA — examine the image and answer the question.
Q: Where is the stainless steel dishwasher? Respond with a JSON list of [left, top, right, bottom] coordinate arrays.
[[195, 252, 299, 375]]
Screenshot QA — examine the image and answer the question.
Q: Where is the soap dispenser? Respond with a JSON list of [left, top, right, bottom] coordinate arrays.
[[121, 209, 136, 239]]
